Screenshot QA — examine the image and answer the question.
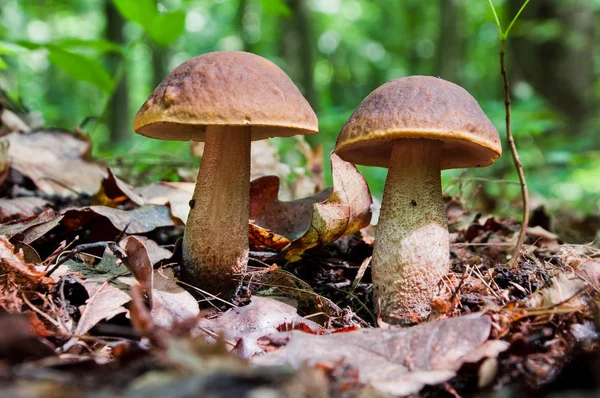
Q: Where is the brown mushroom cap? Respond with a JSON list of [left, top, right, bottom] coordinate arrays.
[[335, 76, 502, 170], [134, 51, 318, 141]]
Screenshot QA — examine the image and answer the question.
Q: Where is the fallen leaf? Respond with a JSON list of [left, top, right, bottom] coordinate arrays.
[[13, 241, 42, 264], [0, 197, 50, 223], [121, 235, 172, 266], [0, 109, 31, 133], [6, 130, 105, 196], [250, 269, 343, 321], [149, 268, 200, 328], [119, 236, 172, 306], [0, 236, 54, 290], [93, 168, 145, 207], [0, 208, 63, 244], [54, 250, 129, 281], [63, 205, 179, 234], [249, 153, 371, 260], [73, 279, 130, 336], [198, 296, 320, 358], [254, 314, 494, 396], [527, 259, 600, 309], [284, 153, 372, 261], [134, 182, 194, 224], [250, 176, 330, 239], [248, 223, 291, 251]]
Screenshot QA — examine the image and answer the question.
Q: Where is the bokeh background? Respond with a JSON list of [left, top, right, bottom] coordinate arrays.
[[0, 0, 598, 237]]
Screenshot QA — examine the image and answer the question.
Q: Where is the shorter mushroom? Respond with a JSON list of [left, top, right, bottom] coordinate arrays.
[[335, 76, 501, 325], [134, 51, 318, 296]]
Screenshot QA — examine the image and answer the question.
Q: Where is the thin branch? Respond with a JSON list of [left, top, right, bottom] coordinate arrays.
[[505, 0, 531, 37], [487, 0, 502, 34], [499, 44, 530, 266]]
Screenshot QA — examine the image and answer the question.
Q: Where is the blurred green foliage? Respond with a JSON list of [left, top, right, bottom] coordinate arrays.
[[0, 0, 598, 217]]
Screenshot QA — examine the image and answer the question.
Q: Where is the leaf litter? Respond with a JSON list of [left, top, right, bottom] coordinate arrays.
[[0, 124, 597, 396]]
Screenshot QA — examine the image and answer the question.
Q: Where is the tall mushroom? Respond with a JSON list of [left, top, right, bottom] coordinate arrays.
[[134, 51, 318, 296], [335, 76, 501, 325]]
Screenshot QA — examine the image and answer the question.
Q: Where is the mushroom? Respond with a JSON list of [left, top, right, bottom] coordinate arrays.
[[134, 51, 318, 296], [335, 76, 501, 325]]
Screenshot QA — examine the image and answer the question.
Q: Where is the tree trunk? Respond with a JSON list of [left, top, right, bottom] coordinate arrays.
[[434, 0, 463, 84], [509, 0, 597, 134], [150, 43, 170, 89], [105, 0, 129, 144], [280, 0, 323, 187], [236, 0, 255, 53]]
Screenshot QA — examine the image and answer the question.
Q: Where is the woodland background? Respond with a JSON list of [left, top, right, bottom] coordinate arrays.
[[0, 0, 598, 233]]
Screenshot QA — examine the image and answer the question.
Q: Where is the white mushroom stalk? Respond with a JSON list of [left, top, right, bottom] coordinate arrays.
[[372, 139, 448, 324], [182, 126, 251, 295]]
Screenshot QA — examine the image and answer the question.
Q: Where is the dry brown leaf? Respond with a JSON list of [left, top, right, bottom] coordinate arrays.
[[527, 259, 600, 309], [0, 236, 54, 290], [250, 176, 330, 239], [254, 314, 494, 396], [198, 296, 320, 358], [149, 268, 199, 328], [119, 236, 155, 305], [284, 153, 372, 261], [93, 169, 145, 207], [73, 279, 130, 336], [6, 130, 105, 196], [250, 269, 343, 320], [249, 153, 371, 259], [134, 182, 194, 223], [0, 197, 50, 223], [0, 208, 63, 244], [63, 205, 179, 235], [119, 236, 172, 307]]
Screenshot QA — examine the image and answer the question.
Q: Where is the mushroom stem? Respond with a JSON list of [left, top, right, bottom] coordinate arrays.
[[372, 139, 449, 325], [182, 126, 251, 295]]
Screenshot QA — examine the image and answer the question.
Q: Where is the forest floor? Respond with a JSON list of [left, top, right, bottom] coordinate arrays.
[[0, 118, 598, 397]]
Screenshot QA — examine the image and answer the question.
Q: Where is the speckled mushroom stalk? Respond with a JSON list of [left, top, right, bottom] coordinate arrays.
[[334, 76, 501, 326], [182, 126, 251, 295], [372, 139, 449, 325]]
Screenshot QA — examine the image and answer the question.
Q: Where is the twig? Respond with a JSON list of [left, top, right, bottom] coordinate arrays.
[[172, 277, 238, 309], [45, 241, 110, 277], [499, 44, 530, 267], [37, 177, 82, 196], [21, 293, 61, 329], [196, 323, 236, 347], [487, 0, 531, 267], [452, 177, 520, 185]]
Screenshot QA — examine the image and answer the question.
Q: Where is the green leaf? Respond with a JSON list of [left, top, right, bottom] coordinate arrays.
[[0, 57, 7, 70], [57, 39, 123, 54], [146, 11, 186, 46], [13, 40, 44, 50], [261, 0, 292, 17], [112, 0, 184, 46], [46, 46, 114, 93], [112, 0, 157, 26], [15, 39, 122, 54], [0, 40, 27, 54]]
